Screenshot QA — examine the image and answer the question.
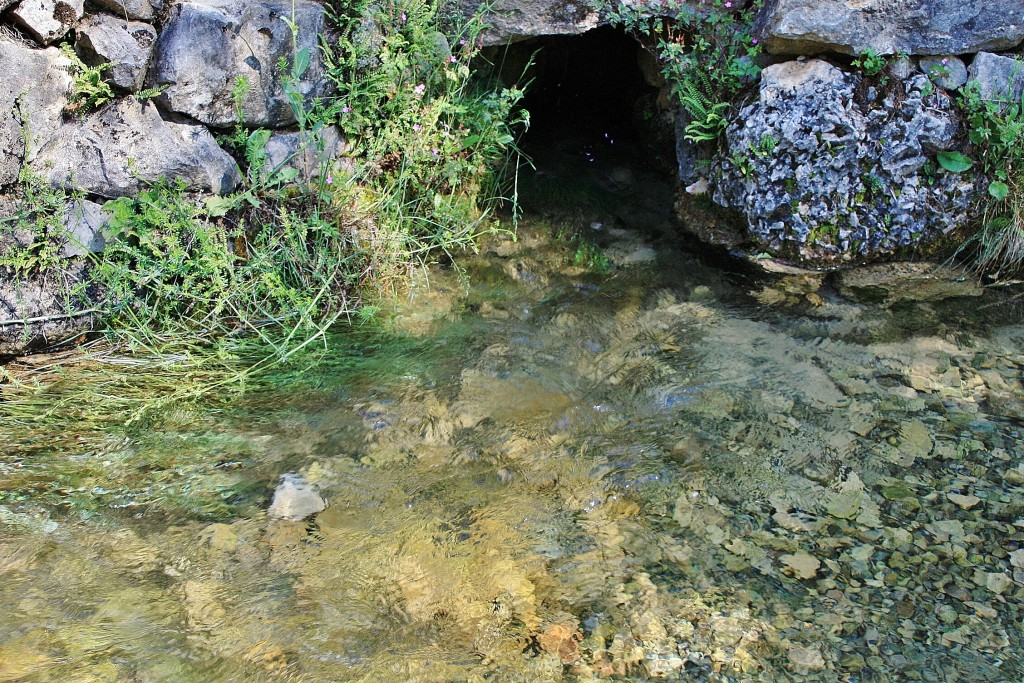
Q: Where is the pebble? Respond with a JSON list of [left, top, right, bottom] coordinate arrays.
[[267, 473, 327, 521]]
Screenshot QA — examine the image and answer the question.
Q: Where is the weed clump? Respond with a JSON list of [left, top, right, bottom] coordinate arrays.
[[956, 79, 1024, 278]]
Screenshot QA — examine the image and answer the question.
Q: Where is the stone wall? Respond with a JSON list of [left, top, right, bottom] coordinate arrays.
[[0, 0, 343, 354], [2, 0, 1024, 353]]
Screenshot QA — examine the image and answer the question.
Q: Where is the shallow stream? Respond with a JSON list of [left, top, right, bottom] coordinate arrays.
[[1, 140, 1023, 682]]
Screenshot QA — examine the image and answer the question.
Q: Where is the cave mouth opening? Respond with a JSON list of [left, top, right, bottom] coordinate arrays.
[[497, 26, 673, 161], [484, 27, 679, 232]]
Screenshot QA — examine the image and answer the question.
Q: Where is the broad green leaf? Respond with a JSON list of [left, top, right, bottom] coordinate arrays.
[[936, 150, 973, 173], [988, 180, 1009, 200]]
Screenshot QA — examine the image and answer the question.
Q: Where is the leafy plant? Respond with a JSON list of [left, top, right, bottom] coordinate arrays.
[[954, 77, 1024, 276], [676, 69, 731, 142], [851, 49, 886, 77], [60, 44, 115, 116], [319, 0, 526, 253]]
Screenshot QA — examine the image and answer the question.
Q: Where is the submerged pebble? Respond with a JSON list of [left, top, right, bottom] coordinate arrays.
[[266, 473, 327, 521]]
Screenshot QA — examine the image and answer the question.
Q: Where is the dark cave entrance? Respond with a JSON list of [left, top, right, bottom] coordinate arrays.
[[484, 27, 679, 234], [506, 26, 670, 154]]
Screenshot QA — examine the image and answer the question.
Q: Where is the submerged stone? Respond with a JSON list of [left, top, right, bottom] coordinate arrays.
[[267, 473, 327, 521]]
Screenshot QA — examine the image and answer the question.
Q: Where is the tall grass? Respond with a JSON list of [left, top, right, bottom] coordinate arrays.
[[957, 79, 1024, 278]]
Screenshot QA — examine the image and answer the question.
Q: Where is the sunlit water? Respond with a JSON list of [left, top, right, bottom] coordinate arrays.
[[2, 141, 1023, 682]]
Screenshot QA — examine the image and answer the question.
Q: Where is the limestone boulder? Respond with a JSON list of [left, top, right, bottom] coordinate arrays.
[[0, 262, 97, 356], [711, 59, 974, 265], [151, 0, 332, 128], [90, 0, 162, 22], [968, 53, 1024, 104], [263, 126, 349, 181], [759, 0, 1024, 56], [8, 0, 84, 45], [75, 14, 157, 93], [30, 99, 241, 197], [463, 0, 600, 45], [0, 37, 71, 187]]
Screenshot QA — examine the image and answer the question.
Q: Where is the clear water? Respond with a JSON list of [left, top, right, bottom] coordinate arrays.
[[1, 145, 1023, 682]]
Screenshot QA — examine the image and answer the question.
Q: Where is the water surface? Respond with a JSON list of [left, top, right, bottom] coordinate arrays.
[[1, 145, 1023, 682]]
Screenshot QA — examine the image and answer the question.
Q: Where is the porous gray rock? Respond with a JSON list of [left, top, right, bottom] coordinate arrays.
[[75, 14, 157, 93], [90, 0, 162, 22], [967, 52, 1024, 104], [8, 0, 84, 45], [30, 99, 240, 197], [263, 126, 349, 180], [463, 0, 600, 45], [712, 59, 974, 264], [0, 37, 71, 187], [151, 0, 332, 128], [759, 0, 1024, 56]]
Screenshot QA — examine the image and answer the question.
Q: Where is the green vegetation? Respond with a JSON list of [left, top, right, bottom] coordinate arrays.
[[850, 48, 886, 77], [1, 0, 525, 371], [597, 0, 762, 145], [60, 44, 115, 116], [956, 79, 1024, 276]]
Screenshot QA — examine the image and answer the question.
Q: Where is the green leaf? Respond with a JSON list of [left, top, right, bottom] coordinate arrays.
[[205, 195, 240, 218], [292, 47, 311, 79], [936, 150, 973, 173], [988, 180, 1009, 200]]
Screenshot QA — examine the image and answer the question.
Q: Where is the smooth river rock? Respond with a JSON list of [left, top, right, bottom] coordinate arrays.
[[267, 473, 327, 521]]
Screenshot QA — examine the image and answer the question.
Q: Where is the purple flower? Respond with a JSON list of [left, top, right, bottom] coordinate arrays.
[[941, 58, 949, 65], [751, 38, 758, 45], [414, 84, 425, 95], [459, 38, 467, 46], [325, 175, 333, 185], [431, 147, 439, 156], [449, 55, 457, 63], [341, 105, 352, 114], [724, 1, 732, 6], [413, 123, 420, 131], [400, 11, 406, 22]]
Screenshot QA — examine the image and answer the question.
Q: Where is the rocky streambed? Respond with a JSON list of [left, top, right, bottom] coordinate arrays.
[[1, 140, 1023, 681]]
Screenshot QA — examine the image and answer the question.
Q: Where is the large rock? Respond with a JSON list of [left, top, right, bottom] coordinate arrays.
[[711, 59, 974, 265], [90, 0, 162, 22], [968, 52, 1024, 104], [463, 0, 600, 45], [30, 99, 241, 197], [151, 0, 332, 128], [8, 0, 85, 45], [75, 14, 157, 93], [759, 0, 1024, 56], [0, 37, 71, 187]]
